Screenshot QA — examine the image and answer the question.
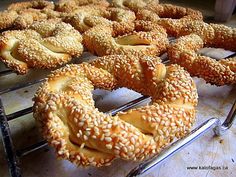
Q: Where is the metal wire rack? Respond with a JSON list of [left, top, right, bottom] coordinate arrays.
[[0, 51, 236, 177]]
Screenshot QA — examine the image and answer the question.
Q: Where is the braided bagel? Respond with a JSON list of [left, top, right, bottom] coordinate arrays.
[[0, 20, 83, 74], [61, 5, 107, 33], [176, 20, 215, 43], [7, 0, 55, 12], [33, 55, 198, 167], [83, 20, 169, 57], [178, 21, 236, 51], [168, 34, 236, 85], [63, 7, 135, 33], [13, 9, 49, 29], [0, 10, 18, 31], [136, 4, 203, 36], [0, 1, 60, 31], [56, 0, 109, 12], [111, 0, 159, 12]]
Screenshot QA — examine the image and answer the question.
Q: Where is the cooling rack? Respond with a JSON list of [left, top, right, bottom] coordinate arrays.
[[0, 50, 236, 177]]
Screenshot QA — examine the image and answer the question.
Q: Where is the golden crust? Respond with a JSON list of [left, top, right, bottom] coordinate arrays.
[[83, 20, 169, 57], [13, 9, 48, 29], [61, 5, 107, 33], [63, 7, 135, 34], [0, 10, 18, 30], [111, 0, 159, 12], [136, 4, 203, 36], [210, 23, 236, 51], [0, 20, 83, 74], [33, 55, 198, 167], [8, 0, 55, 12], [0, 1, 61, 31], [167, 20, 236, 49], [56, 0, 109, 12], [168, 34, 236, 85], [176, 20, 215, 43], [14, 8, 62, 30]]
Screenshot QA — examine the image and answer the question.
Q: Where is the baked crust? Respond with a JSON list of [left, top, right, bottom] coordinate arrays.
[[62, 7, 135, 34], [136, 4, 203, 36], [83, 20, 169, 57], [56, 0, 109, 12], [112, 0, 159, 12], [168, 34, 236, 85], [33, 55, 198, 167], [0, 20, 83, 74]]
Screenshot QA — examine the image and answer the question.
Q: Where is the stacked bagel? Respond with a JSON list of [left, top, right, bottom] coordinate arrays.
[[0, 0, 235, 168]]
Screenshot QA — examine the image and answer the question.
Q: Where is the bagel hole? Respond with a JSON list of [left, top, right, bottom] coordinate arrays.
[[197, 47, 235, 60], [115, 35, 150, 46], [32, 5, 48, 10], [9, 41, 26, 62], [93, 88, 155, 136], [83, 18, 97, 28], [92, 88, 149, 113], [158, 13, 184, 19]]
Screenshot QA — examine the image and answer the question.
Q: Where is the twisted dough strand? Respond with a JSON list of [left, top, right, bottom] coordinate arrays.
[[0, 10, 18, 30], [136, 4, 203, 36], [7, 0, 55, 12], [56, 0, 109, 12], [176, 20, 236, 49], [62, 7, 135, 34], [168, 34, 236, 85], [33, 55, 198, 167], [112, 0, 159, 12], [0, 20, 83, 74], [83, 20, 169, 57], [0, 1, 60, 31]]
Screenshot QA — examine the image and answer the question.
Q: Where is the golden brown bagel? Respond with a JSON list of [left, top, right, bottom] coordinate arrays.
[[0, 20, 83, 74], [112, 0, 159, 12], [176, 20, 215, 43], [63, 7, 135, 33], [7, 0, 55, 12], [33, 55, 198, 167], [83, 20, 169, 57], [56, 0, 109, 12], [13, 9, 48, 29], [0, 1, 60, 31], [0, 10, 18, 31], [168, 34, 236, 85], [136, 4, 203, 36], [167, 20, 236, 50]]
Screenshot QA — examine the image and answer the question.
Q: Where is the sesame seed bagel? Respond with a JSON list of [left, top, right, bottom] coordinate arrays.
[[13, 9, 49, 29], [136, 4, 203, 36], [83, 20, 169, 57], [168, 34, 236, 85], [0, 1, 61, 31], [56, 0, 109, 12], [7, 0, 55, 12], [111, 0, 159, 12], [177, 20, 215, 43], [61, 5, 107, 33], [63, 7, 135, 34], [170, 20, 236, 50], [13, 8, 62, 30], [0, 10, 18, 31], [0, 20, 83, 74], [33, 55, 198, 167]]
